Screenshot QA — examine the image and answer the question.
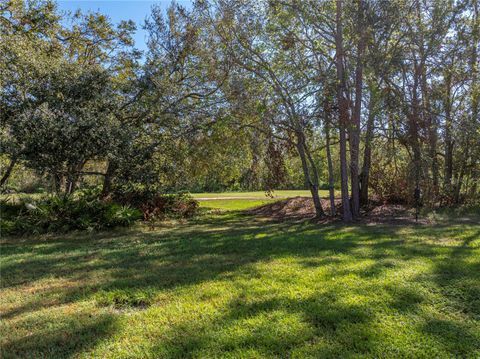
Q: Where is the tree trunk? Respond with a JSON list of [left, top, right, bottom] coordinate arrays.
[[472, 0, 479, 122], [0, 156, 17, 188], [54, 173, 64, 193], [409, 56, 423, 203], [324, 103, 336, 216], [66, 175, 79, 195], [360, 87, 376, 205], [349, 0, 365, 217], [421, 62, 439, 199], [65, 174, 77, 195], [309, 182, 324, 219], [296, 133, 325, 218], [305, 143, 325, 218], [101, 160, 117, 198], [65, 161, 86, 195], [454, 156, 466, 204], [335, 0, 352, 221], [469, 0, 479, 195], [443, 71, 454, 196]]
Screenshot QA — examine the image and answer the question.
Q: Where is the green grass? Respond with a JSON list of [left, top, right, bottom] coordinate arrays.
[[191, 190, 327, 199], [199, 199, 275, 211], [0, 190, 316, 212], [194, 189, 325, 211], [1, 210, 479, 358]]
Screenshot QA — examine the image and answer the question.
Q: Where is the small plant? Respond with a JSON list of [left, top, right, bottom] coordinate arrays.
[[104, 204, 142, 227]]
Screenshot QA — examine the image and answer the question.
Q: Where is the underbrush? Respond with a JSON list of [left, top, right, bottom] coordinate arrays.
[[0, 192, 141, 235], [422, 204, 480, 222], [112, 188, 199, 222], [0, 188, 199, 236]]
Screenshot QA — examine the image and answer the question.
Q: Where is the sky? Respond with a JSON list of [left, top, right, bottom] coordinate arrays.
[[57, 1, 192, 53]]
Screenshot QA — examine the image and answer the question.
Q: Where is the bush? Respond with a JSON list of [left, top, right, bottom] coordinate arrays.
[[1, 187, 198, 236], [0, 193, 142, 236], [369, 159, 411, 204], [112, 188, 199, 222]]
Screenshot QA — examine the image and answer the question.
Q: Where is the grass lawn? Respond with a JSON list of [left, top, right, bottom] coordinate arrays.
[[194, 189, 326, 211], [191, 190, 328, 199], [1, 203, 479, 358], [199, 199, 276, 211]]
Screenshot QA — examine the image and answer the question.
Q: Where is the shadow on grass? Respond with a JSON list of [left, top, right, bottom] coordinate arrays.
[[1, 213, 479, 357], [1, 312, 117, 359]]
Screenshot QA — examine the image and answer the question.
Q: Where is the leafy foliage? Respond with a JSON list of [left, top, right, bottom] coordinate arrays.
[[112, 188, 199, 222], [0, 192, 141, 235], [1, 0, 479, 218]]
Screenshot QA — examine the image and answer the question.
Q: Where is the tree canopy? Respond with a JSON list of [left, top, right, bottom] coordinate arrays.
[[1, 0, 479, 221]]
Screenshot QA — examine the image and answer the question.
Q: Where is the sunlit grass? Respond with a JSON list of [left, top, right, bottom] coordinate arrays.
[[191, 189, 328, 199], [198, 199, 275, 211], [1, 212, 479, 358], [194, 189, 327, 211]]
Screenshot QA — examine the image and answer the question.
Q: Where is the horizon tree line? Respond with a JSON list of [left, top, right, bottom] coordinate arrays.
[[1, 0, 479, 222]]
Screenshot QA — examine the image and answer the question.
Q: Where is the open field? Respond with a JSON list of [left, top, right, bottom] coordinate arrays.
[[198, 199, 276, 211], [193, 190, 330, 211], [1, 201, 479, 358], [191, 190, 326, 199]]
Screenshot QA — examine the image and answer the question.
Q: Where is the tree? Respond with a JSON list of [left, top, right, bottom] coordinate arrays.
[[1, 1, 138, 193], [198, 0, 331, 217], [335, 0, 353, 221]]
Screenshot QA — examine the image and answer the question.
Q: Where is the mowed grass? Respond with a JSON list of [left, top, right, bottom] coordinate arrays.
[[191, 190, 321, 199], [199, 199, 275, 211], [194, 189, 325, 211], [1, 213, 479, 357]]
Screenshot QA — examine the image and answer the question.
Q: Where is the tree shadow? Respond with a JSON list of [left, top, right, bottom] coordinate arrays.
[[1, 311, 117, 359], [1, 214, 479, 357], [428, 229, 480, 322]]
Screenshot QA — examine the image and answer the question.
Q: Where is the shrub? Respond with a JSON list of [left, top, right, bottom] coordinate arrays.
[[0, 193, 142, 236], [1, 187, 198, 236], [112, 188, 199, 222], [369, 159, 411, 204]]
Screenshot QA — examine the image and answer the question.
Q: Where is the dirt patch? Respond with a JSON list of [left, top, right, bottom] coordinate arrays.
[[246, 196, 431, 225], [247, 197, 332, 220], [364, 204, 432, 225]]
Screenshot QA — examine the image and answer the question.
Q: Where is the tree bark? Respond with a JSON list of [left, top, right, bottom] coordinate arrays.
[[411, 61, 422, 198], [421, 60, 439, 199], [335, 0, 352, 221], [472, 0, 479, 122], [360, 87, 376, 205], [296, 132, 325, 218], [470, 0, 479, 189], [101, 160, 117, 198], [54, 173, 64, 193], [0, 156, 17, 188], [443, 70, 454, 195], [305, 143, 325, 218], [349, 0, 366, 217], [324, 101, 336, 216], [454, 147, 468, 204]]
